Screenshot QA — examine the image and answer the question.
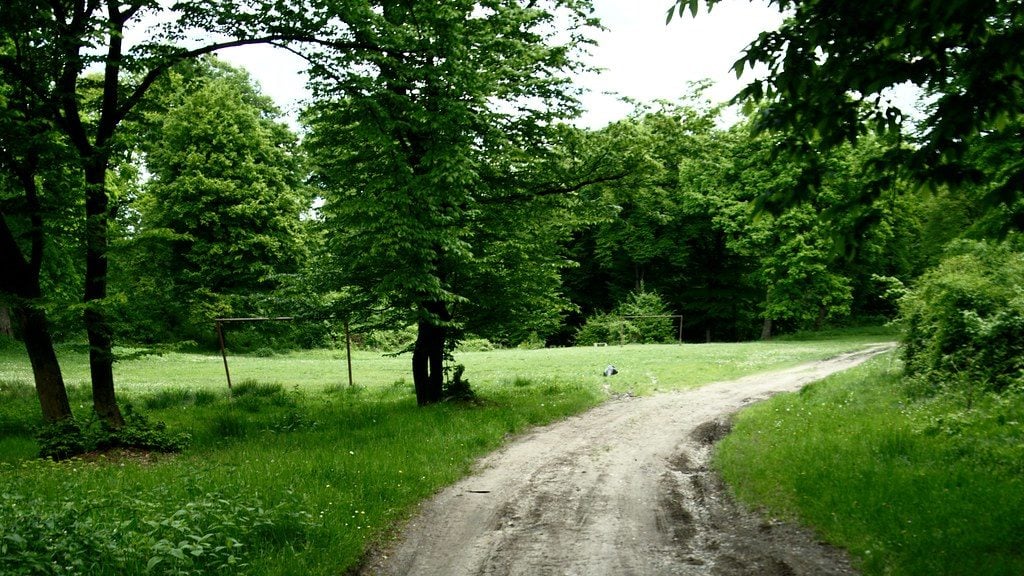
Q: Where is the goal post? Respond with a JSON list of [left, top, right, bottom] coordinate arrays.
[[214, 316, 354, 389]]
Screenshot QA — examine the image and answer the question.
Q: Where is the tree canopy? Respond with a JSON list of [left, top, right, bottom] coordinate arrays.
[[303, 0, 603, 404], [670, 0, 1024, 228]]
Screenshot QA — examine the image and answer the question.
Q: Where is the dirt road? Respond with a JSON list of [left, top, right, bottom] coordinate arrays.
[[359, 344, 896, 576]]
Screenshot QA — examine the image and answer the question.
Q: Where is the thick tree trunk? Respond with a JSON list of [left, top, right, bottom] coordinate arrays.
[[412, 301, 449, 406], [84, 164, 124, 427], [17, 304, 72, 421], [0, 209, 72, 422], [760, 317, 773, 340]]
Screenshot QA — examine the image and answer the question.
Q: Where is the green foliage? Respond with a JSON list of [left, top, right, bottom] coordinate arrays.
[[716, 355, 1024, 576], [677, 0, 1024, 230], [0, 485, 313, 576], [443, 364, 476, 402], [111, 57, 310, 345], [304, 0, 603, 393], [900, 240, 1024, 394], [34, 406, 190, 460], [359, 326, 418, 353], [575, 289, 677, 345], [568, 102, 918, 343]]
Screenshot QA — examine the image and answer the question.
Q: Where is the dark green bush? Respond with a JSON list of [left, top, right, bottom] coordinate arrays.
[[0, 486, 313, 576], [34, 406, 190, 460], [900, 240, 1024, 394], [575, 289, 677, 345]]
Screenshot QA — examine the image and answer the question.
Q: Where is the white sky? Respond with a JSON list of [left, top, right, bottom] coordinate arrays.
[[217, 0, 785, 129]]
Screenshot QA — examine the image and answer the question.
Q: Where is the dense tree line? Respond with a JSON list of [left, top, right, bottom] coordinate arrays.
[[2, 0, 1021, 422]]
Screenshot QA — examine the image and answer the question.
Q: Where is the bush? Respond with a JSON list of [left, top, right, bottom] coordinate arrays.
[[574, 312, 636, 345], [575, 289, 677, 345], [900, 240, 1024, 394], [0, 485, 313, 576], [34, 406, 190, 460]]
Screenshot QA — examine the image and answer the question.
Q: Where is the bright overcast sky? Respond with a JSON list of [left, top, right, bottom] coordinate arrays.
[[217, 0, 784, 129]]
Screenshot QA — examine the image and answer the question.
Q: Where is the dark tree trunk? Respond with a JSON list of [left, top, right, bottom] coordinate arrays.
[[84, 163, 124, 427], [0, 195, 72, 422], [814, 305, 827, 331], [412, 301, 449, 406], [17, 304, 72, 421], [760, 317, 773, 340], [0, 305, 12, 339]]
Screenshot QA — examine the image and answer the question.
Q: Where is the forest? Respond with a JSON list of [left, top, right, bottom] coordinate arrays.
[[1, 0, 1022, 434]]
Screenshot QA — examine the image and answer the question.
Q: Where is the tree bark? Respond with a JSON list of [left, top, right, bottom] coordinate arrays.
[[0, 306, 12, 339], [84, 163, 124, 427], [0, 202, 72, 422], [16, 304, 72, 421], [814, 305, 827, 331], [412, 301, 449, 406], [760, 317, 773, 340]]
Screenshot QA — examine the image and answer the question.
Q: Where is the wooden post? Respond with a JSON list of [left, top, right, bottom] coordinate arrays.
[[344, 319, 354, 387], [216, 321, 232, 389]]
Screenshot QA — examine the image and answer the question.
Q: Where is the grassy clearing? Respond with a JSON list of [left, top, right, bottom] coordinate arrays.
[[0, 331, 893, 575], [716, 352, 1024, 576]]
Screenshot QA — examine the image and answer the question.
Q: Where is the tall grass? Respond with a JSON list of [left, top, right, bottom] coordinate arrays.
[[715, 353, 1024, 576], [0, 333, 895, 575]]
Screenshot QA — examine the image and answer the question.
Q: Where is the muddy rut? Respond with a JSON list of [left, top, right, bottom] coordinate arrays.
[[359, 344, 896, 576]]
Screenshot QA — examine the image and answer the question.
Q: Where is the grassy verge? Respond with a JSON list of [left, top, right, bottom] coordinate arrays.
[[715, 352, 1024, 576], [0, 332, 893, 575]]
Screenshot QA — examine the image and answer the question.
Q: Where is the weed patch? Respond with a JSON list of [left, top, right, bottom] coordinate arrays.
[[0, 471, 314, 576]]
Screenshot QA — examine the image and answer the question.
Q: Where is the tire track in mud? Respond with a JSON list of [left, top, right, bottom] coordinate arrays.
[[358, 344, 896, 576]]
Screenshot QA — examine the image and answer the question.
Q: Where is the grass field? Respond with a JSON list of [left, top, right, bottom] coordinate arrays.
[[716, 353, 1024, 576], [0, 330, 896, 575]]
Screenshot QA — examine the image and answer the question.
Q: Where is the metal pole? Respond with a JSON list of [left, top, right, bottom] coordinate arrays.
[[678, 315, 683, 344], [344, 319, 354, 387], [216, 321, 232, 389]]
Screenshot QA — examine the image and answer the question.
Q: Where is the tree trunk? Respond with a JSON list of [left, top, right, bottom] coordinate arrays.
[[84, 163, 124, 427], [0, 197, 72, 422], [412, 301, 449, 406], [760, 317, 773, 340], [17, 304, 72, 421], [814, 305, 827, 331], [0, 305, 13, 339]]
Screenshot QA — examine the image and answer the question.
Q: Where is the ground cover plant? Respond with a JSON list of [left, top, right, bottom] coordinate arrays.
[[715, 353, 1024, 576], [0, 333, 891, 575]]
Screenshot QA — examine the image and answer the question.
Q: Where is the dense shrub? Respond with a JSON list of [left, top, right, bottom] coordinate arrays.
[[34, 406, 190, 460], [0, 483, 313, 576], [575, 289, 677, 345], [900, 240, 1024, 394]]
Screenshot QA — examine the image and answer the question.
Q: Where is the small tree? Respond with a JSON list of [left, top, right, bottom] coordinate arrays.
[[576, 289, 676, 345]]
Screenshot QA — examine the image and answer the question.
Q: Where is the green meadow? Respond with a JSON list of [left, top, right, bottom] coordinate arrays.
[[14, 329, 1024, 576], [0, 333, 892, 575]]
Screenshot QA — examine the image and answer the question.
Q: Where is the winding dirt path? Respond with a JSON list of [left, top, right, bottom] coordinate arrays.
[[359, 344, 896, 576]]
